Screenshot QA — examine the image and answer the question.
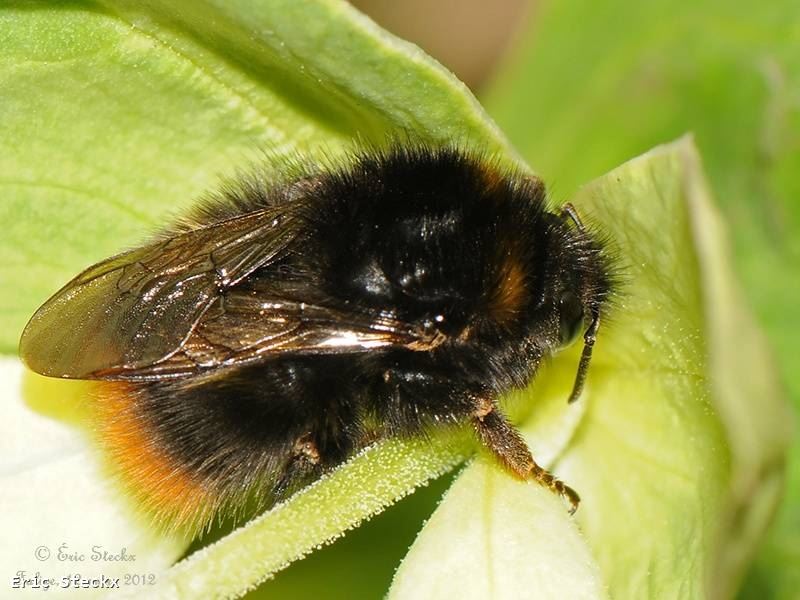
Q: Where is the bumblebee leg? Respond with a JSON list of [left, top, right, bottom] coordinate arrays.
[[472, 398, 580, 514], [273, 432, 323, 500]]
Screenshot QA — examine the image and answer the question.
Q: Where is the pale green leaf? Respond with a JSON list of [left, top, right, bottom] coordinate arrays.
[[390, 367, 604, 600], [389, 460, 608, 600], [0, 359, 186, 597], [484, 3, 800, 592], [392, 137, 789, 600], [0, 0, 515, 355], [557, 137, 789, 599]]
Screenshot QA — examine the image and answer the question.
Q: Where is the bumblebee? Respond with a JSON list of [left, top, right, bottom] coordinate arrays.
[[20, 146, 615, 531]]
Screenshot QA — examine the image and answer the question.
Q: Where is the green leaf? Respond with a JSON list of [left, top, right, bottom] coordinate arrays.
[[389, 369, 606, 600], [390, 460, 608, 600], [0, 0, 515, 356], [562, 138, 790, 599], [130, 437, 469, 599], [390, 137, 789, 599], [0, 1, 514, 598], [484, 4, 800, 593]]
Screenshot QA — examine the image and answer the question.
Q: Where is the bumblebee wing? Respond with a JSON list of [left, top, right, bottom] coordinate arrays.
[[90, 281, 438, 380], [19, 207, 302, 379]]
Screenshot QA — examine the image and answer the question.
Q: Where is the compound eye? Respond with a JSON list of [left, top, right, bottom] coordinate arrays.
[[558, 290, 585, 347]]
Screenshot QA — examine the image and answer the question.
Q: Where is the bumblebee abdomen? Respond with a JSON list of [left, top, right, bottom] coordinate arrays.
[[95, 356, 368, 530]]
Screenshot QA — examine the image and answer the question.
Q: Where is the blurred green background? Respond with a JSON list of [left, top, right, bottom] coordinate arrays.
[[255, 0, 799, 597]]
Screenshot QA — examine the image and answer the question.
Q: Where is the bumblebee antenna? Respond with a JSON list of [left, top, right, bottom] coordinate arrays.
[[567, 311, 600, 404]]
